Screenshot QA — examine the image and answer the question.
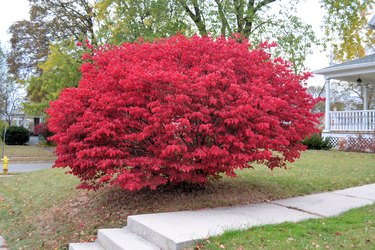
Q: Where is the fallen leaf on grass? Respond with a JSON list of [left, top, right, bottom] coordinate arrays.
[[194, 243, 204, 250]]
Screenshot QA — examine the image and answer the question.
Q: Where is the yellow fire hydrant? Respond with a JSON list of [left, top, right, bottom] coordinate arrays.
[[3, 156, 9, 175]]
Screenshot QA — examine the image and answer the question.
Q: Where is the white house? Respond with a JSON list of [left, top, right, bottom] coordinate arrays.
[[314, 16, 375, 148], [10, 108, 44, 134]]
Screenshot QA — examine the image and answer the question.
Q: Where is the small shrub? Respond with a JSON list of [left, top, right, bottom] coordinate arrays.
[[1, 126, 30, 145], [302, 133, 332, 150], [34, 123, 54, 145]]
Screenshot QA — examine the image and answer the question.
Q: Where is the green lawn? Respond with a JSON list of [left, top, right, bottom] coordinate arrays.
[[198, 204, 375, 250], [0, 169, 79, 248], [229, 150, 375, 199], [1, 145, 56, 163], [0, 150, 374, 249]]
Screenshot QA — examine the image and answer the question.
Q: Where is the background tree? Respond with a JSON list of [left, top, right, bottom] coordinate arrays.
[[95, 0, 318, 74], [335, 81, 375, 110], [306, 85, 325, 113], [0, 44, 23, 125], [7, 0, 96, 117], [0, 80, 23, 126], [0, 43, 6, 86], [178, 0, 279, 38], [320, 0, 375, 112], [7, 0, 95, 81], [321, 0, 375, 62], [24, 40, 84, 115], [306, 81, 372, 114], [95, 0, 192, 44], [7, 0, 374, 118], [253, 11, 320, 75]]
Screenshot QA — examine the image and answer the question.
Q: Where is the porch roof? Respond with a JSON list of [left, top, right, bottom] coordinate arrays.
[[369, 15, 375, 29], [314, 54, 375, 83]]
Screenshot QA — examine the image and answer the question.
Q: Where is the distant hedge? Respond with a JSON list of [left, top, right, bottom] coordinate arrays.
[[1, 126, 30, 145]]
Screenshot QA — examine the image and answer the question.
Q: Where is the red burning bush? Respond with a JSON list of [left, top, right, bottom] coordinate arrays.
[[34, 122, 54, 141], [47, 35, 320, 191]]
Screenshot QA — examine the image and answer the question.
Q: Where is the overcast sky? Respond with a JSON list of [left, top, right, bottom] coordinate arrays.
[[0, 0, 29, 47], [0, 0, 328, 85]]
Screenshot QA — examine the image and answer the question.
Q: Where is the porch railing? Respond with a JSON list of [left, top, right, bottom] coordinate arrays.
[[330, 110, 375, 131]]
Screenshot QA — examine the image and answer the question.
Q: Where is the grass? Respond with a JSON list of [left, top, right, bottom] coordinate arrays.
[[0, 169, 79, 249], [1, 145, 56, 163], [197, 204, 375, 250], [0, 150, 373, 249], [228, 150, 375, 199]]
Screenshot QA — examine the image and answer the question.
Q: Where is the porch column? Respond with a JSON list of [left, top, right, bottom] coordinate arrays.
[[363, 83, 369, 130], [324, 78, 331, 132], [363, 83, 368, 110]]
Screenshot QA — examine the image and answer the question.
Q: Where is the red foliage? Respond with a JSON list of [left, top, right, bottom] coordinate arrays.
[[47, 35, 321, 191], [34, 123, 53, 138], [34, 123, 46, 136], [34, 123, 54, 145]]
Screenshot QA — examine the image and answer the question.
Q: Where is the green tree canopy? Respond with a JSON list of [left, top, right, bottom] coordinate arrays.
[[8, 0, 95, 80], [7, 0, 375, 116], [24, 41, 83, 115], [95, 0, 192, 44]]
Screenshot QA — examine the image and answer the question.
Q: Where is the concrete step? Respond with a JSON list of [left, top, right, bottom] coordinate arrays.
[[97, 228, 160, 250], [69, 242, 104, 250], [127, 216, 179, 250], [126, 203, 318, 250]]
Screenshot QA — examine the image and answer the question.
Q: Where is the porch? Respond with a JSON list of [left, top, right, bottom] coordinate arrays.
[[314, 54, 375, 149], [329, 110, 375, 132], [323, 110, 375, 148]]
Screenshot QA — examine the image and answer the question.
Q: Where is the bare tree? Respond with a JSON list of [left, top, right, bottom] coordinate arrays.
[[0, 81, 23, 125], [0, 43, 23, 125]]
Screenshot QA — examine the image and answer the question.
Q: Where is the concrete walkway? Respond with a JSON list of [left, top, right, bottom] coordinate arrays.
[[25, 136, 40, 146], [70, 183, 375, 250], [3, 162, 53, 173]]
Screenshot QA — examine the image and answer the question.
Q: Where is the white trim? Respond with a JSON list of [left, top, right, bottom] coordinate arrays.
[[314, 61, 375, 74], [323, 70, 375, 79], [323, 78, 331, 132], [322, 132, 375, 139], [330, 110, 373, 113], [363, 84, 368, 111], [369, 15, 375, 29]]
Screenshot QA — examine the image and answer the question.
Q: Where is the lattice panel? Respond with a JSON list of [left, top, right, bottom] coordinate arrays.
[[328, 137, 339, 148], [337, 137, 375, 153]]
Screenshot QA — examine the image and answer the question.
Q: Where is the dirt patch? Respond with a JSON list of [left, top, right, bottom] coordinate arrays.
[[35, 181, 278, 248]]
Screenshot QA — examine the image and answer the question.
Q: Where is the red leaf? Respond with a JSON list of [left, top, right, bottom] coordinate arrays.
[[47, 35, 320, 191]]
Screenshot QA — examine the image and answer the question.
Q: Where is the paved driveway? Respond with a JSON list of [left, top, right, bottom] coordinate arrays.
[[25, 136, 40, 145]]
